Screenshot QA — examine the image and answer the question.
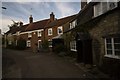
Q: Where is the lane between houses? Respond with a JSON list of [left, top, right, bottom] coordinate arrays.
[[2, 48, 108, 79]]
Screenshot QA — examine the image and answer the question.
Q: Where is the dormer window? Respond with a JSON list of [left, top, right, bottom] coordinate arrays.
[[28, 32, 32, 38], [57, 26, 63, 35], [38, 31, 42, 37], [48, 28, 52, 36], [94, 2, 117, 17], [70, 20, 77, 29]]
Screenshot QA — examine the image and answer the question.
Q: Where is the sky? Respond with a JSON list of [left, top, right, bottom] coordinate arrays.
[[1, 1, 83, 34]]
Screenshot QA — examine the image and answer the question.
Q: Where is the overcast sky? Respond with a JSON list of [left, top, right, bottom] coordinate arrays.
[[1, 1, 82, 33]]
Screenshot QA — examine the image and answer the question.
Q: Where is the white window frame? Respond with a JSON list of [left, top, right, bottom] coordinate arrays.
[[16, 40, 17, 46], [70, 20, 77, 29], [8, 41, 12, 45], [70, 41, 77, 52], [57, 26, 63, 35], [48, 39, 52, 47], [27, 40, 31, 47], [38, 31, 42, 37], [28, 32, 32, 38], [17, 31, 20, 36], [104, 38, 120, 59], [94, 2, 117, 17], [48, 28, 52, 36]]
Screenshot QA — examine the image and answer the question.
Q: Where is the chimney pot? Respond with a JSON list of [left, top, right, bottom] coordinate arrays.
[[29, 15, 33, 23]]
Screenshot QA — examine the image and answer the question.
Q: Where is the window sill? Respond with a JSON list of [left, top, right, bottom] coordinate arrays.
[[71, 49, 77, 52], [48, 35, 52, 36], [104, 55, 120, 60]]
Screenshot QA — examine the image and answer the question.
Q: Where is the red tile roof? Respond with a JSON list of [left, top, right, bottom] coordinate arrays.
[[25, 19, 49, 31], [6, 14, 77, 34]]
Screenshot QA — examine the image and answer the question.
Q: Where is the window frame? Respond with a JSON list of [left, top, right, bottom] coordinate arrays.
[[94, 2, 117, 17], [70, 20, 77, 29], [70, 41, 77, 52], [48, 28, 52, 36], [104, 37, 120, 59], [27, 40, 31, 47], [48, 39, 52, 47], [28, 32, 32, 38], [38, 30, 42, 37], [57, 26, 63, 35]]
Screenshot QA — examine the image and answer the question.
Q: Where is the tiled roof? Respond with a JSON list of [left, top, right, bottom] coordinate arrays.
[[6, 14, 77, 34], [25, 19, 49, 31], [20, 24, 29, 32], [45, 14, 77, 28]]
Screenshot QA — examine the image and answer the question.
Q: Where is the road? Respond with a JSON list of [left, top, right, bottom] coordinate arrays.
[[2, 48, 109, 79]]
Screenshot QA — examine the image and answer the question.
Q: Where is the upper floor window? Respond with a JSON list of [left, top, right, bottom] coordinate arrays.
[[38, 31, 42, 37], [70, 20, 77, 29], [28, 32, 32, 38], [105, 37, 120, 59], [94, 2, 117, 17], [48, 28, 52, 36], [17, 31, 20, 36], [57, 26, 63, 35]]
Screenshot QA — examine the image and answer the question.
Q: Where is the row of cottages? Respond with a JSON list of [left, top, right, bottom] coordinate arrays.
[[5, 12, 76, 52], [63, 1, 120, 78]]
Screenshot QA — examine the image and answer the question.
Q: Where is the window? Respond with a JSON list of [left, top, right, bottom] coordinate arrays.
[[108, 2, 118, 10], [8, 41, 12, 45], [17, 31, 20, 36], [16, 40, 17, 46], [70, 20, 77, 29], [48, 28, 52, 36], [38, 31, 42, 37], [48, 39, 52, 47], [70, 41, 77, 52], [105, 38, 120, 59], [27, 40, 31, 47], [94, 2, 117, 17], [57, 26, 63, 34], [28, 32, 32, 38]]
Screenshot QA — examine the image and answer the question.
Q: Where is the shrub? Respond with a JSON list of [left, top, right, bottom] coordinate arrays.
[[54, 44, 64, 54], [41, 40, 49, 50]]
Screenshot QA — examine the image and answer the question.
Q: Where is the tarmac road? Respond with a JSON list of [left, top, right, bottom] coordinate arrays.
[[2, 48, 109, 79]]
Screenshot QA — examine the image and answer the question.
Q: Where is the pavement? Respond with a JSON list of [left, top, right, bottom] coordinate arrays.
[[2, 48, 110, 79]]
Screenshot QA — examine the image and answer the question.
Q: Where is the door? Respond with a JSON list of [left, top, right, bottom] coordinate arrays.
[[76, 40, 83, 63]]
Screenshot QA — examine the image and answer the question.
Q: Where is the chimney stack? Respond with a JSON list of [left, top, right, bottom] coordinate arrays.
[[19, 21, 23, 26], [50, 12, 55, 22], [29, 15, 33, 23], [81, 0, 87, 10]]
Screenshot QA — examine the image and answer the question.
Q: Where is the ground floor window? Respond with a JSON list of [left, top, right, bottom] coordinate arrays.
[[70, 41, 77, 52], [8, 41, 12, 45], [16, 40, 17, 46], [105, 37, 120, 59], [27, 40, 31, 47], [48, 39, 52, 47]]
